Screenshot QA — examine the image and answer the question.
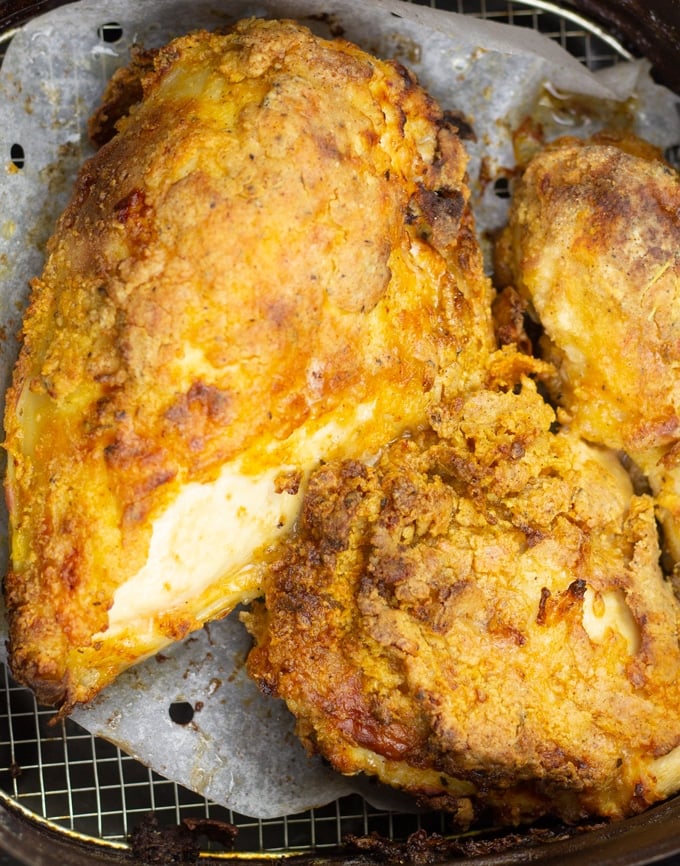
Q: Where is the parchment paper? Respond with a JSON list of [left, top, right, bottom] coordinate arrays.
[[0, 0, 678, 820]]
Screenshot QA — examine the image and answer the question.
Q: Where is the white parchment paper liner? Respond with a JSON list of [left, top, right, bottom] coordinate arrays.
[[0, 0, 678, 820]]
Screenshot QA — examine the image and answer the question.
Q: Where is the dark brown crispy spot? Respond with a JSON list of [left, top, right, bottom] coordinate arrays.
[[518, 522, 546, 548], [112, 188, 155, 247], [535, 580, 587, 627], [165, 382, 234, 429], [331, 674, 419, 760], [492, 286, 534, 355], [536, 587, 551, 626], [391, 60, 418, 90], [129, 813, 199, 865], [408, 183, 466, 249], [417, 185, 465, 226], [181, 817, 238, 849], [441, 109, 477, 142], [113, 188, 150, 224]]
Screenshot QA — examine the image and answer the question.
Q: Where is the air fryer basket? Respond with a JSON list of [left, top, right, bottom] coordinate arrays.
[[1, 1, 680, 864]]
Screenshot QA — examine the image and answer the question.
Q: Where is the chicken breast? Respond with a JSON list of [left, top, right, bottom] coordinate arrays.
[[245, 353, 680, 827], [494, 133, 680, 562], [3, 18, 495, 711]]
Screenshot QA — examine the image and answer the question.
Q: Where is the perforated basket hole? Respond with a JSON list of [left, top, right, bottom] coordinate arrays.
[[168, 702, 195, 725], [9, 143, 24, 169], [97, 21, 123, 43]]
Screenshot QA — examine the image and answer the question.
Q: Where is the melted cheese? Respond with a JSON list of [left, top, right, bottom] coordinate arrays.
[[582, 586, 640, 655], [101, 399, 378, 641]]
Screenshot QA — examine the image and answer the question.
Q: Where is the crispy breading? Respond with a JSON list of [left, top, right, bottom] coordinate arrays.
[[3, 18, 495, 711], [495, 132, 680, 561], [245, 358, 680, 827]]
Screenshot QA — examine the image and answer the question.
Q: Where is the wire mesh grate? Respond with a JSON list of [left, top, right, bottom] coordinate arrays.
[[0, 0, 632, 858], [1, 662, 452, 854]]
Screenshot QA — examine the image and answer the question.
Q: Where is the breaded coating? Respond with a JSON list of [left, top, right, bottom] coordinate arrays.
[[4, 18, 495, 711], [495, 133, 680, 562], [246, 355, 680, 827]]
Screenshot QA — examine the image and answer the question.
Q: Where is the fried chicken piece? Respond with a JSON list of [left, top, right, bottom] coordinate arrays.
[[495, 133, 680, 561], [4, 18, 495, 711], [246, 355, 680, 827]]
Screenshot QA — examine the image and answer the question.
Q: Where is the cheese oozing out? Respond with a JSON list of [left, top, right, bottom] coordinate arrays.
[[97, 400, 379, 650]]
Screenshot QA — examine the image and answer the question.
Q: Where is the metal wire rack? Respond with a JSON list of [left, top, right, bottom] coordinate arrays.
[[0, 0, 634, 860]]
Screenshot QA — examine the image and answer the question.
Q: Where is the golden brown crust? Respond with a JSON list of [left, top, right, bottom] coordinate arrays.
[[494, 132, 680, 560], [495, 133, 680, 456], [246, 361, 680, 826], [4, 19, 494, 709]]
